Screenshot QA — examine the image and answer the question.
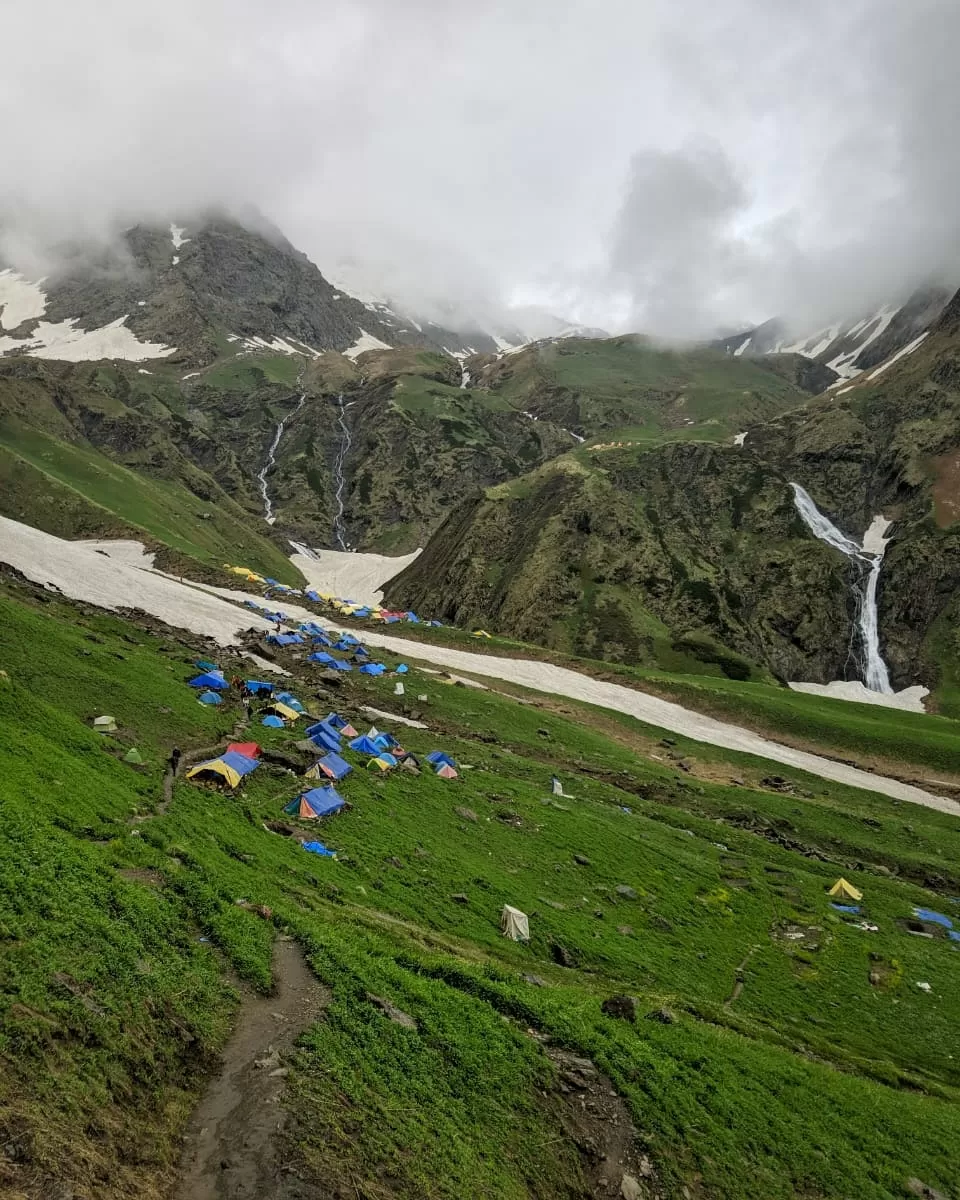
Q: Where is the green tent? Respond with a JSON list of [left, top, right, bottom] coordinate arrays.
[[123, 747, 145, 765]]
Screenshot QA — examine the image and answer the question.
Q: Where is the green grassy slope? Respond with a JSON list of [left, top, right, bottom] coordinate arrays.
[[2, 575, 960, 1198]]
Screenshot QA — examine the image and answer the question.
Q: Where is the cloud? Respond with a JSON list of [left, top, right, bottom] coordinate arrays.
[[1, 0, 959, 335]]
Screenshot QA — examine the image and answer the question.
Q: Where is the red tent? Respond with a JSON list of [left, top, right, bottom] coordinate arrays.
[[227, 741, 261, 759]]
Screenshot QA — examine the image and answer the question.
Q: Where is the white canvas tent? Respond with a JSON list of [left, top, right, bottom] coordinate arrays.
[[501, 904, 530, 942]]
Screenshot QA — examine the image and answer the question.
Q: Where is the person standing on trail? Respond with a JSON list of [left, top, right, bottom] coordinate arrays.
[[274, 618, 282, 633], [170, 746, 181, 775]]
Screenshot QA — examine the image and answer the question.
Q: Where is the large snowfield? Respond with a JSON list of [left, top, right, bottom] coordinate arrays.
[[0, 516, 955, 815]]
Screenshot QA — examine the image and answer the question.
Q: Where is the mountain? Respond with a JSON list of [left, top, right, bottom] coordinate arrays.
[[387, 288, 960, 711], [713, 284, 953, 386]]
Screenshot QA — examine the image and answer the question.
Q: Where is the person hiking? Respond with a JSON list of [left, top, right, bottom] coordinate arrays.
[[170, 746, 182, 775]]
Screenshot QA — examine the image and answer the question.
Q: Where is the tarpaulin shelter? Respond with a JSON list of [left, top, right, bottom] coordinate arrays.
[[828, 878, 863, 903], [395, 664, 409, 674], [227, 742, 261, 758], [306, 718, 340, 738], [426, 751, 458, 770], [373, 732, 399, 750], [275, 692, 305, 712], [284, 786, 346, 819], [266, 632, 303, 647], [263, 701, 300, 722], [308, 729, 342, 753], [435, 763, 458, 779], [93, 715, 117, 733], [332, 659, 353, 671], [501, 905, 530, 942], [306, 753, 353, 781], [245, 680, 274, 695], [325, 714, 353, 731], [360, 663, 385, 675], [195, 659, 217, 671], [308, 651, 337, 666], [198, 690, 222, 706], [187, 751, 259, 789], [350, 735, 383, 755], [189, 671, 229, 690], [303, 841, 336, 857]]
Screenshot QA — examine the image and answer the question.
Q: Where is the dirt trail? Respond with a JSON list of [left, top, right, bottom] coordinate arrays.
[[173, 937, 329, 1200]]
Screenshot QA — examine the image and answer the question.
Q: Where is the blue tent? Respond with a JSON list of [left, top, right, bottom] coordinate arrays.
[[189, 671, 229, 690], [300, 622, 325, 636], [308, 729, 342, 754], [374, 751, 398, 767], [374, 732, 398, 750], [195, 659, 217, 671], [350, 735, 383, 755], [198, 690, 223, 706], [245, 680, 274, 695], [359, 663, 385, 675], [285, 786, 346, 819], [312, 634, 333, 647], [276, 692, 306, 712], [306, 719, 341, 743], [427, 751, 458, 769], [303, 841, 336, 857], [430, 620, 443, 627], [353, 608, 371, 619], [406, 613, 420, 624], [383, 615, 401, 624], [305, 589, 322, 602], [308, 651, 337, 666], [310, 753, 353, 781], [267, 632, 303, 647], [262, 715, 285, 728], [395, 664, 409, 674], [333, 639, 354, 652], [332, 659, 353, 672], [354, 645, 370, 658], [325, 713, 351, 730]]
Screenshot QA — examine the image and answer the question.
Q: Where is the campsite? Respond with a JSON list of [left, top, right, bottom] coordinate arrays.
[[1, 561, 960, 1200]]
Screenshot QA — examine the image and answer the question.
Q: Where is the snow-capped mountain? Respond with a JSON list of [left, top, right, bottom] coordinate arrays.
[[714, 285, 952, 390]]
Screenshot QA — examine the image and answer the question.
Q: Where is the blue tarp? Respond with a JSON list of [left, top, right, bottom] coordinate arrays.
[[189, 671, 230, 690], [276, 692, 305, 712], [198, 691, 223, 706], [308, 651, 337, 666], [306, 589, 322, 602], [303, 841, 336, 857], [354, 645, 370, 657], [350, 735, 383, 755], [395, 664, 409, 674], [195, 659, 217, 671], [267, 632, 303, 646], [245, 680, 274, 695], [306, 720, 340, 740], [312, 634, 333, 647], [914, 907, 954, 929], [360, 663, 386, 675], [830, 903, 861, 914], [325, 713, 350, 730], [313, 753, 352, 781], [949, 931, 960, 943], [220, 751, 260, 776], [332, 659, 353, 671], [430, 620, 443, 627], [374, 733, 398, 750], [290, 786, 346, 818], [309, 729, 342, 753], [426, 751, 457, 768], [374, 751, 398, 767], [262, 715, 285, 728], [353, 608, 371, 618]]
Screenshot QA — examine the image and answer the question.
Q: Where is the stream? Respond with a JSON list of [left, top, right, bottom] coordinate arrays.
[[256, 392, 306, 525], [333, 392, 353, 550], [790, 483, 892, 692]]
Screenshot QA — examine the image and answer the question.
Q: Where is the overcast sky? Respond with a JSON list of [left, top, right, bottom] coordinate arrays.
[[2, 0, 958, 336]]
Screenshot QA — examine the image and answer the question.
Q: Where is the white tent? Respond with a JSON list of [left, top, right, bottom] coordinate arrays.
[[501, 905, 530, 942]]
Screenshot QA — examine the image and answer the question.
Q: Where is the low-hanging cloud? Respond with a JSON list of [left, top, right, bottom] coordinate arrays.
[[2, 0, 960, 337]]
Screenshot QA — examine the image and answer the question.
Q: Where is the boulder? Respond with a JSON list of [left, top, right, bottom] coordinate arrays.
[[601, 994, 639, 1022]]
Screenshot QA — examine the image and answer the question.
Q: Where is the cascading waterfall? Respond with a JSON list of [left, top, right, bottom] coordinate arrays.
[[789, 483, 892, 692], [257, 392, 306, 525], [333, 392, 352, 550]]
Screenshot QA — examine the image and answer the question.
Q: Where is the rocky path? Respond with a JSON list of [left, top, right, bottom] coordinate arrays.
[[173, 937, 328, 1200]]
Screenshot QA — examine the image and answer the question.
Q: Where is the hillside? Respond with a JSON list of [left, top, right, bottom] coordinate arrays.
[[2, 567, 960, 1200], [386, 289, 960, 709]]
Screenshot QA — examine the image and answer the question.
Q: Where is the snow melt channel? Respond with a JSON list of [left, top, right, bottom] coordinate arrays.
[[790, 483, 892, 693], [257, 393, 306, 524]]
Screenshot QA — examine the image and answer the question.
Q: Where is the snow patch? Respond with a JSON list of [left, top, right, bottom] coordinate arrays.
[[0, 315, 174, 362], [0, 270, 47, 329], [169, 223, 190, 250], [343, 328, 391, 360], [868, 332, 929, 380], [172, 256, 180, 266], [788, 680, 928, 712], [733, 335, 752, 357], [733, 432, 747, 446], [290, 545, 421, 608], [137, 368, 153, 375]]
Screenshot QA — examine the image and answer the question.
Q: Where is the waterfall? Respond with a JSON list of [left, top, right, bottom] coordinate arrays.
[[333, 393, 352, 550], [256, 392, 306, 525], [790, 483, 892, 692]]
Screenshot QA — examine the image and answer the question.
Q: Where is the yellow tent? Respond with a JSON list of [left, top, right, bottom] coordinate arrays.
[[230, 565, 253, 576], [187, 759, 244, 788], [828, 878, 863, 903], [263, 701, 301, 722], [471, 629, 492, 639], [366, 756, 393, 773]]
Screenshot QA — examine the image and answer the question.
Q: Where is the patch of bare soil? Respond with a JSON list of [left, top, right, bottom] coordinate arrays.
[[172, 938, 328, 1200]]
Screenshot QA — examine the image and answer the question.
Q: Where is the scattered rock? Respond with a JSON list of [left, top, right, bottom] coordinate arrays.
[[551, 942, 577, 968], [658, 737, 677, 748], [617, 925, 634, 936], [645, 1007, 676, 1024], [254, 1048, 281, 1070], [385, 856, 405, 869], [522, 974, 548, 987], [650, 915, 674, 933], [730, 776, 745, 786], [621, 1174, 643, 1200], [573, 853, 592, 866], [366, 994, 417, 1030], [906, 1179, 948, 1200], [455, 806, 478, 823], [537, 728, 550, 738], [615, 884, 637, 900], [601, 994, 639, 1022], [677, 758, 693, 772], [450, 892, 469, 904]]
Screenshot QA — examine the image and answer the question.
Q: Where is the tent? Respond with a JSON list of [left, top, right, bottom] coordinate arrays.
[[325, 713, 353, 731], [245, 680, 274, 695], [373, 732, 398, 750], [308, 651, 337, 666], [195, 659, 217, 671], [308, 729, 342, 753], [828, 878, 863, 903], [263, 702, 301, 722], [198, 690, 223, 706], [360, 663, 386, 676], [306, 753, 353, 781], [426, 751, 458, 770], [350, 735, 383, 755], [399, 754, 421, 774], [262, 715, 285, 728], [551, 777, 568, 797], [266, 632, 303, 647], [306, 719, 340, 741], [395, 664, 408, 674], [501, 905, 530, 942], [93, 715, 117, 733], [187, 751, 259, 789], [284, 785, 346, 819], [275, 692, 305, 712], [471, 630, 492, 639], [367, 756, 395, 772], [354, 645, 370, 657], [123, 747, 145, 764], [189, 671, 229, 690], [227, 742, 261, 759], [435, 763, 458, 779], [332, 659, 353, 671]]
